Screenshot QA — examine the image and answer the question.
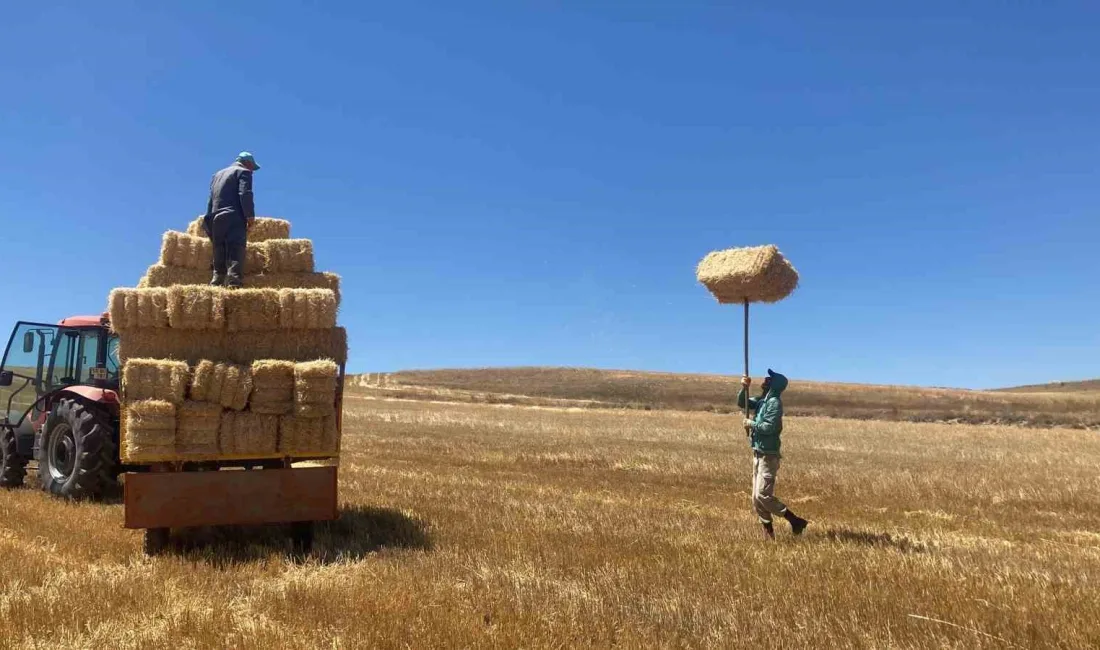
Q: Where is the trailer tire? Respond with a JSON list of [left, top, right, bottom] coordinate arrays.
[[0, 429, 27, 488], [38, 399, 117, 499]]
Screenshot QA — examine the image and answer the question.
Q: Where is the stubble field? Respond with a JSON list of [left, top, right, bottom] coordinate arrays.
[[0, 387, 1098, 648]]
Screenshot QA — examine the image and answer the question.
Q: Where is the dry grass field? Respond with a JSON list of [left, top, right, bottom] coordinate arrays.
[[361, 367, 1100, 429], [0, 383, 1097, 648]]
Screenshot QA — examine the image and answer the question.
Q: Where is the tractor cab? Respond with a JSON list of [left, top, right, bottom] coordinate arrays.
[[0, 315, 121, 495]]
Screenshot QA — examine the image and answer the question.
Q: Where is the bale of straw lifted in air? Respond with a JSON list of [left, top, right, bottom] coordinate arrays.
[[695, 245, 799, 304]]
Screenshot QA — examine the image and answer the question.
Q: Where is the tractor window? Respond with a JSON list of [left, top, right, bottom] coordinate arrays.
[[1, 322, 58, 423], [1, 322, 58, 382], [46, 330, 80, 390], [106, 335, 121, 382]]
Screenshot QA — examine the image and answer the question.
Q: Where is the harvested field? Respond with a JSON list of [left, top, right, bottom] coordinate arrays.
[[368, 367, 1100, 429], [0, 391, 1096, 648]]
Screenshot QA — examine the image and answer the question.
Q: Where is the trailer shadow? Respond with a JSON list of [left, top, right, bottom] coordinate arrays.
[[168, 505, 433, 565]]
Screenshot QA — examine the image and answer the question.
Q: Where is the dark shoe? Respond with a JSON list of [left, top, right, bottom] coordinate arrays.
[[762, 522, 775, 540], [784, 510, 808, 536], [210, 275, 225, 287]]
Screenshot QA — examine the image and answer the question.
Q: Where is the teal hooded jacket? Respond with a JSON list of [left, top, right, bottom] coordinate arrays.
[[736, 369, 788, 455]]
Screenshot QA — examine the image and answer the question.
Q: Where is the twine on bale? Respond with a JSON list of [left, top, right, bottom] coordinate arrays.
[[696, 244, 799, 435]]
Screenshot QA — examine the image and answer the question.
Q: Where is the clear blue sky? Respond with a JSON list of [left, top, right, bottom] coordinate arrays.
[[1, 2, 1097, 389]]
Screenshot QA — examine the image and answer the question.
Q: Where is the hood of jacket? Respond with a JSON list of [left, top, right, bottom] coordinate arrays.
[[763, 369, 788, 400]]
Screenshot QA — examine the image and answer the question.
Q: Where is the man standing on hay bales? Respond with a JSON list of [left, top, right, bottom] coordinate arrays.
[[738, 369, 808, 540], [203, 151, 260, 288]]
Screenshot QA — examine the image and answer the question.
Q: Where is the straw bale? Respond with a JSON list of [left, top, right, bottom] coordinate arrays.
[[219, 411, 278, 456], [250, 360, 295, 415], [695, 245, 799, 304], [119, 328, 347, 365], [141, 264, 208, 288], [190, 360, 252, 411], [108, 288, 170, 332], [294, 359, 339, 417], [161, 231, 214, 270], [140, 265, 340, 302], [263, 239, 314, 274], [247, 218, 292, 242], [225, 289, 281, 332], [122, 400, 177, 461], [245, 242, 270, 274], [167, 285, 226, 330], [278, 415, 339, 455], [122, 358, 190, 404], [277, 289, 338, 329], [117, 329, 227, 365], [186, 216, 207, 238], [176, 401, 222, 457]]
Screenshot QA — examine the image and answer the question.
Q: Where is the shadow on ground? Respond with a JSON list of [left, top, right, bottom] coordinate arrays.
[[821, 527, 931, 554], [164, 505, 433, 565]]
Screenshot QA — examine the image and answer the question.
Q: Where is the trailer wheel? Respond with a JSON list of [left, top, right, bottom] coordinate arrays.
[[38, 399, 117, 499], [144, 528, 170, 556], [0, 428, 27, 488]]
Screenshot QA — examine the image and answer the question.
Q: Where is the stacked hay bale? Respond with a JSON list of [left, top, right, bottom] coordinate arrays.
[[110, 217, 347, 463]]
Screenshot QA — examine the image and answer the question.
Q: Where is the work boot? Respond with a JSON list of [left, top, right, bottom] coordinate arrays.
[[762, 522, 775, 540], [784, 510, 808, 536], [210, 274, 225, 287]]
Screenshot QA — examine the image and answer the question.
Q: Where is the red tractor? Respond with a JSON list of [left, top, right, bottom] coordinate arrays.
[[0, 315, 339, 555], [0, 315, 121, 497]]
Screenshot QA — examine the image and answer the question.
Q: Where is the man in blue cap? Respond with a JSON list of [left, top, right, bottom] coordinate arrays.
[[738, 369, 809, 540], [203, 152, 260, 287]]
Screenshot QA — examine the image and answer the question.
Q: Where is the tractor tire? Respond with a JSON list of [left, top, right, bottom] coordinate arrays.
[[38, 399, 117, 499], [0, 429, 27, 488]]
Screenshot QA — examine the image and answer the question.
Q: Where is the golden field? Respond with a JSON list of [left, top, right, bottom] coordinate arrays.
[[0, 383, 1098, 648]]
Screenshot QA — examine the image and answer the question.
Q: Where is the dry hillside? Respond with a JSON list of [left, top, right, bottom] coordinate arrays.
[[352, 367, 1100, 429]]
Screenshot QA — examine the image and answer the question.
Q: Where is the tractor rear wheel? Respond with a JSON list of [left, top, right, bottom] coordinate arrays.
[[0, 428, 27, 488], [38, 399, 117, 499]]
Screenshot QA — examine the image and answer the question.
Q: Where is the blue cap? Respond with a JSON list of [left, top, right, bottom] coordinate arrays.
[[236, 151, 260, 170]]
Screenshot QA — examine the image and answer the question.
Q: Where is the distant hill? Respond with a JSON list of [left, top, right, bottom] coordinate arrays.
[[997, 379, 1100, 393], [348, 367, 1100, 429]]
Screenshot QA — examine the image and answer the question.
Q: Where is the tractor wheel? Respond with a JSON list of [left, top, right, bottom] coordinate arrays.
[[0, 429, 27, 488], [38, 399, 117, 499]]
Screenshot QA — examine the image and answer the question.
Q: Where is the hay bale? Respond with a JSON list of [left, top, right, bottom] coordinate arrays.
[[122, 400, 176, 461], [250, 360, 295, 415], [190, 360, 253, 411], [167, 285, 226, 330], [140, 265, 209, 288], [245, 242, 270, 274], [122, 358, 189, 404], [277, 289, 338, 329], [278, 415, 339, 455], [186, 216, 206, 238], [117, 329, 228, 365], [177, 401, 222, 457], [294, 359, 339, 417], [696, 245, 799, 304], [108, 288, 170, 332], [119, 328, 347, 365], [161, 231, 214, 270], [248, 218, 292, 242], [225, 289, 281, 332], [220, 411, 278, 456], [263, 239, 314, 274]]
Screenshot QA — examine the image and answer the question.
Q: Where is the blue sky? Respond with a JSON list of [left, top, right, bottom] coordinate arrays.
[[1, 2, 1096, 389]]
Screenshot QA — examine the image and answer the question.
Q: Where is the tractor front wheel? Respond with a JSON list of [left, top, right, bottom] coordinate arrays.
[[38, 399, 117, 499], [0, 428, 27, 488]]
